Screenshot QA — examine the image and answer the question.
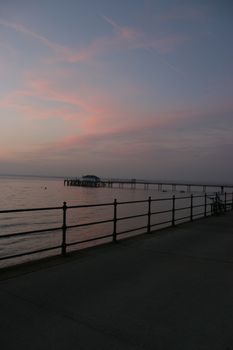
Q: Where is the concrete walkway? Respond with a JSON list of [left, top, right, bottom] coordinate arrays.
[[1, 212, 233, 350]]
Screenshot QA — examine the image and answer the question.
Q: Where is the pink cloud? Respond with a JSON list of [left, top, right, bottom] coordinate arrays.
[[38, 109, 184, 152], [35, 104, 233, 163], [102, 16, 141, 41], [4, 70, 232, 149], [6, 68, 230, 159], [0, 75, 115, 137], [0, 74, 195, 141], [4, 79, 231, 165], [27, 78, 112, 128]]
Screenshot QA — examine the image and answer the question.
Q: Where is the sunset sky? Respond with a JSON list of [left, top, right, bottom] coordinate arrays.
[[1, 0, 233, 182]]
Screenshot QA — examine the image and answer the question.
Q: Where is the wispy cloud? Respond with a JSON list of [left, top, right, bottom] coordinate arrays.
[[29, 109, 233, 166], [0, 73, 116, 139], [0, 19, 70, 56], [102, 15, 141, 41], [4, 71, 231, 142], [0, 16, 189, 65], [102, 15, 189, 53]]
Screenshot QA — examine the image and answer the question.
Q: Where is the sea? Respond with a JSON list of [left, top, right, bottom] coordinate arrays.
[[0, 175, 228, 268]]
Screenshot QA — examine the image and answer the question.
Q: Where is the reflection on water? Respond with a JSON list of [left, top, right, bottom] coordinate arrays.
[[0, 176, 228, 268]]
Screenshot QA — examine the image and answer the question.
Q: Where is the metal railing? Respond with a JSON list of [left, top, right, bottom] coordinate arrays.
[[0, 192, 233, 265]]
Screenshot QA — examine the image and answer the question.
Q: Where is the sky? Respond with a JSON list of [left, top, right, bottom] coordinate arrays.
[[0, 0, 233, 182]]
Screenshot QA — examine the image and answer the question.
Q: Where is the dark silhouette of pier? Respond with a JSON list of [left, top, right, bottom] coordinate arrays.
[[64, 177, 233, 194]]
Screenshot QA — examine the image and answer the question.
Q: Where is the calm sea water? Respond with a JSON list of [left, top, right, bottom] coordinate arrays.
[[0, 176, 223, 268], [0, 175, 170, 209]]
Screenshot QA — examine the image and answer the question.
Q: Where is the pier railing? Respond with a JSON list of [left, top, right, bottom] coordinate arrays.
[[0, 192, 233, 266]]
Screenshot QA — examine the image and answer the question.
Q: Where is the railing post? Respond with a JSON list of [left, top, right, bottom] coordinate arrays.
[[147, 196, 151, 233], [113, 199, 117, 242], [204, 193, 207, 217], [62, 201, 67, 256], [190, 194, 193, 221], [214, 192, 218, 215], [224, 192, 227, 212], [172, 195, 175, 226]]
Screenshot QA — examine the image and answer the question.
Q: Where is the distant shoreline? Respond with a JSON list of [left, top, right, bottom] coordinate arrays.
[[0, 174, 65, 179]]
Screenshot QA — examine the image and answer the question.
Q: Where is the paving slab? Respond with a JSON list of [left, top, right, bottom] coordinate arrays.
[[1, 213, 233, 349]]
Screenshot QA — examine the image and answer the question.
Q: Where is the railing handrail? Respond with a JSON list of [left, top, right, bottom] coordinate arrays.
[[0, 205, 62, 214], [1, 192, 233, 265]]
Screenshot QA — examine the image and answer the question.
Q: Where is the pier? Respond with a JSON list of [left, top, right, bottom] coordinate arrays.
[[1, 211, 233, 349], [64, 177, 233, 194]]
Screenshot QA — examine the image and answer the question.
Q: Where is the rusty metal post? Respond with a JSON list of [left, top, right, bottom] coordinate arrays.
[[172, 195, 175, 226], [190, 194, 193, 221], [113, 199, 117, 242], [204, 193, 207, 217], [147, 196, 151, 233], [62, 201, 67, 256]]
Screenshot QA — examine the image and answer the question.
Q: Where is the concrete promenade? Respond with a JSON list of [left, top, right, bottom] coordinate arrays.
[[1, 212, 233, 349]]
